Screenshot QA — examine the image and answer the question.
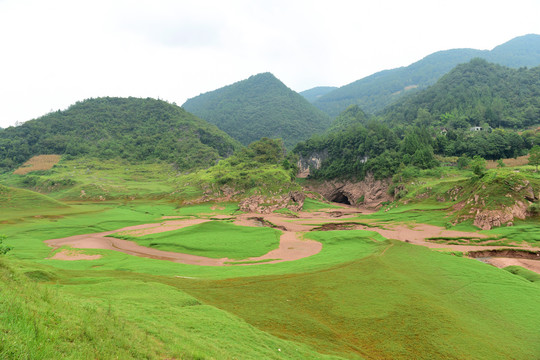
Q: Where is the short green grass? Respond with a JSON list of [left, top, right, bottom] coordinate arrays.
[[2, 177, 540, 360], [110, 221, 282, 260], [182, 238, 540, 360], [302, 197, 341, 212]]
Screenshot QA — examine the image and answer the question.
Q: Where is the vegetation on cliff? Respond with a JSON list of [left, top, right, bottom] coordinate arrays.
[[174, 138, 300, 201]]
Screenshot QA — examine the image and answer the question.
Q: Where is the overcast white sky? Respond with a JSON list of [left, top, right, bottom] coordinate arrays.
[[1, 0, 539, 128]]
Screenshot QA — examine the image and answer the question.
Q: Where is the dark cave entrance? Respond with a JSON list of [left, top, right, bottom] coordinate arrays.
[[330, 191, 351, 205]]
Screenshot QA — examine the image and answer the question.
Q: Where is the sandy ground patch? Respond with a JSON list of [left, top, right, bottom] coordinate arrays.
[[50, 249, 102, 261], [483, 257, 540, 274]]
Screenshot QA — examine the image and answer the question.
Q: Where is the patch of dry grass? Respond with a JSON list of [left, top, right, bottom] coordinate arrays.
[[486, 155, 529, 169], [13, 155, 62, 175]]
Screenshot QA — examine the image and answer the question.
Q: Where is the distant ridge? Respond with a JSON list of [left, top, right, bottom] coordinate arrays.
[[299, 86, 338, 103], [182, 73, 332, 148], [382, 58, 540, 129], [314, 34, 540, 116]]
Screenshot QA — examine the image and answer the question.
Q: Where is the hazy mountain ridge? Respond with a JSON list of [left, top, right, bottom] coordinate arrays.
[[312, 34, 540, 116], [182, 73, 332, 148], [299, 86, 338, 103], [382, 58, 540, 129]]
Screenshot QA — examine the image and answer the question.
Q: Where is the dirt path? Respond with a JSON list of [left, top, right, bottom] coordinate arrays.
[[44, 203, 540, 271]]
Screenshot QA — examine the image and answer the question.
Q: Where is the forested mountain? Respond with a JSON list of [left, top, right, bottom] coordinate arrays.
[[382, 58, 540, 129], [299, 86, 337, 103], [182, 73, 332, 148], [295, 58, 540, 180], [326, 105, 369, 133], [0, 97, 241, 172], [314, 34, 540, 116]]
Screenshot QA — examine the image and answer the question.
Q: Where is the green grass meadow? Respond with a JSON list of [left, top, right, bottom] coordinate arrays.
[[111, 221, 282, 259], [1, 179, 540, 359]]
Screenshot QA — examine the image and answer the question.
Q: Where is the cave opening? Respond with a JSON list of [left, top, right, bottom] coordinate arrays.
[[330, 192, 351, 205]]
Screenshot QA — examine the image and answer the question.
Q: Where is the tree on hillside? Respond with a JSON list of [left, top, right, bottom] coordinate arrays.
[[471, 155, 487, 177], [529, 145, 540, 171]]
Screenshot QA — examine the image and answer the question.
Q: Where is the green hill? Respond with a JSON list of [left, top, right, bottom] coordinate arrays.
[[382, 58, 540, 130], [314, 34, 540, 116], [182, 73, 332, 148], [299, 86, 338, 103], [0, 97, 241, 172]]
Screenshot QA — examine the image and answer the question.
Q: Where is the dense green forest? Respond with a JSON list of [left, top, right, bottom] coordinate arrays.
[[312, 34, 540, 116], [0, 97, 241, 172], [299, 86, 337, 103], [175, 137, 299, 199], [182, 73, 332, 148], [295, 58, 540, 181], [325, 105, 369, 133], [382, 58, 540, 129]]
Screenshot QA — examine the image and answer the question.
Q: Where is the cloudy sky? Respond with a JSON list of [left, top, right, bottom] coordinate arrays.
[[1, 0, 539, 128]]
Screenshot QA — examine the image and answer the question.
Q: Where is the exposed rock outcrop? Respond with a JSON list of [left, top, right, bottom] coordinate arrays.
[[303, 173, 392, 208], [239, 191, 306, 214], [450, 174, 539, 230], [297, 150, 328, 178], [473, 201, 529, 230]]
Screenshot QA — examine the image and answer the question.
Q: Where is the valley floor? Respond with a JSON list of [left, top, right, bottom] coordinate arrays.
[[1, 200, 540, 359]]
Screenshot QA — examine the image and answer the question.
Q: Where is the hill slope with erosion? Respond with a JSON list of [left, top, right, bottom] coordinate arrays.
[[390, 166, 540, 231], [182, 73, 332, 148], [314, 34, 540, 116], [0, 97, 241, 172]]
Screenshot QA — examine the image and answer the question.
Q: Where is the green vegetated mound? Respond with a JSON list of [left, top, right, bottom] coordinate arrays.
[[0, 97, 241, 172], [391, 166, 540, 231], [175, 138, 303, 212], [112, 221, 281, 260], [0, 258, 341, 360], [0, 184, 67, 212], [383, 58, 540, 129], [182, 72, 332, 148], [314, 34, 540, 116]]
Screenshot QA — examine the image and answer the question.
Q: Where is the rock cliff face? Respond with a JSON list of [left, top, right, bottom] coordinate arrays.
[[239, 191, 305, 214], [297, 150, 328, 178], [303, 173, 392, 208]]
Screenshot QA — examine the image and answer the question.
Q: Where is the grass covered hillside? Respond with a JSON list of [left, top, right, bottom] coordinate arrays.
[[314, 34, 540, 116], [182, 73, 332, 148], [0, 97, 241, 172]]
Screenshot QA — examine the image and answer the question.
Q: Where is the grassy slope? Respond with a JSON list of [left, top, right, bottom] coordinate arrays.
[[0, 157, 177, 201], [1, 258, 342, 360], [1, 195, 539, 359], [183, 235, 540, 360]]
